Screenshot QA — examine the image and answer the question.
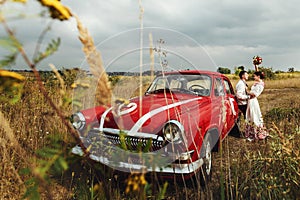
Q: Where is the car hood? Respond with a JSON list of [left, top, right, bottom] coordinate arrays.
[[100, 92, 207, 134]]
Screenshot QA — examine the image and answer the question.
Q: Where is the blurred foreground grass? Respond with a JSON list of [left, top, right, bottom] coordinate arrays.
[[0, 71, 299, 199]]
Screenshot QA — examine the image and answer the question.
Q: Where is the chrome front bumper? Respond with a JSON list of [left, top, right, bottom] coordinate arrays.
[[71, 145, 203, 174]]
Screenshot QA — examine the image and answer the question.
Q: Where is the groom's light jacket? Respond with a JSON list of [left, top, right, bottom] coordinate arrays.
[[236, 79, 249, 105]]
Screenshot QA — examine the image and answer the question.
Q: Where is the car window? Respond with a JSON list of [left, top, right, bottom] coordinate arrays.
[[187, 79, 211, 90], [169, 78, 183, 89], [147, 74, 212, 96], [151, 77, 167, 91], [224, 79, 234, 95], [214, 78, 225, 96]]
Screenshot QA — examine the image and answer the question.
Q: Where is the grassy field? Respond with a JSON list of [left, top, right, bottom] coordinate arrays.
[[0, 71, 299, 199]]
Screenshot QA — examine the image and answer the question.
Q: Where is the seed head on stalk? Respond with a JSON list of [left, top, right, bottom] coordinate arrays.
[[75, 15, 112, 106]]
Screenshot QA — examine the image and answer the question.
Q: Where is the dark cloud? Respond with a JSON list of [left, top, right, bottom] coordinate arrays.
[[1, 0, 300, 71]]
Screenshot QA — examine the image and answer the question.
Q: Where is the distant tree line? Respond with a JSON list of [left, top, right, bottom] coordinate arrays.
[[217, 67, 231, 74], [217, 66, 299, 80], [9, 66, 299, 82]]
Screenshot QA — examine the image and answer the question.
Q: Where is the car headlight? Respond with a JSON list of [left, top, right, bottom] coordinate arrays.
[[71, 112, 86, 130], [163, 120, 184, 143]]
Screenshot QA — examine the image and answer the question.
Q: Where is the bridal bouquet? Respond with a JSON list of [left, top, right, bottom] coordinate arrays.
[[253, 55, 262, 65]]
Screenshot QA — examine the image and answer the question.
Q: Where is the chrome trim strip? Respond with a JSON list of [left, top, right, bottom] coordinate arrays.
[[76, 112, 86, 121], [177, 150, 194, 160], [72, 112, 86, 130], [71, 146, 203, 174], [103, 128, 164, 141]]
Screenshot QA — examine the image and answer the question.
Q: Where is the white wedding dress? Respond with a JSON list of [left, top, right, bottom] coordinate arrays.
[[245, 81, 267, 139], [246, 81, 264, 126]]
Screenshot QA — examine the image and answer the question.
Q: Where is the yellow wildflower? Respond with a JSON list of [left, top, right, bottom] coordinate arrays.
[[93, 184, 100, 192], [38, 0, 72, 20], [125, 173, 147, 194], [0, 70, 25, 81], [71, 82, 77, 88], [140, 174, 147, 185], [86, 144, 92, 153]]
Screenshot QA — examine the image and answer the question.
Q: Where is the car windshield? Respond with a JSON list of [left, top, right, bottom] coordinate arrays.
[[146, 73, 212, 96]]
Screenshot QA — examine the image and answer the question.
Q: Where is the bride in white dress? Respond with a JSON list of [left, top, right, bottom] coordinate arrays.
[[245, 71, 268, 141]]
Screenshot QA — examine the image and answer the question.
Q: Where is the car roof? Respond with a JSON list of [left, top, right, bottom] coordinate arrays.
[[157, 70, 225, 77]]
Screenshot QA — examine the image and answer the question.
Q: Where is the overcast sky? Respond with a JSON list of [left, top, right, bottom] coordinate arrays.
[[1, 0, 300, 72]]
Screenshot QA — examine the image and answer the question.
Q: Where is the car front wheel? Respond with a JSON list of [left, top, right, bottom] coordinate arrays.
[[199, 134, 212, 186]]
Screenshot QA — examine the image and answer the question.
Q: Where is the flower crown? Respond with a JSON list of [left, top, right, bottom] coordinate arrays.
[[253, 55, 262, 65]]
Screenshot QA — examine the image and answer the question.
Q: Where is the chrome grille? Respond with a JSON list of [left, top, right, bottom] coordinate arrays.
[[103, 132, 165, 151], [82, 128, 165, 152]]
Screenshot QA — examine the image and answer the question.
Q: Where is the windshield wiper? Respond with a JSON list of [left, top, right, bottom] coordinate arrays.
[[171, 88, 197, 95], [146, 88, 171, 94]]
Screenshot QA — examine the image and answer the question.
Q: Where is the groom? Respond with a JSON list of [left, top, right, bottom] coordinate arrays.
[[236, 70, 250, 119]]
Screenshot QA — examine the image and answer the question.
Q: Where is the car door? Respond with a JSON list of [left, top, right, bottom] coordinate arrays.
[[212, 77, 226, 137], [222, 77, 238, 136]]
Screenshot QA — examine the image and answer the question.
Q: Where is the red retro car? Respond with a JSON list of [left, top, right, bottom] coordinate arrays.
[[71, 70, 239, 184]]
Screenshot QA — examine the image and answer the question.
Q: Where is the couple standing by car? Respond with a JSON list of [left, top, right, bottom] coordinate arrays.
[[236, 70, 268, 141]]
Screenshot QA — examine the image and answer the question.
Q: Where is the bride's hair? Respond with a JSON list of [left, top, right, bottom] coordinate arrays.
[[254, 71, 265, 79]]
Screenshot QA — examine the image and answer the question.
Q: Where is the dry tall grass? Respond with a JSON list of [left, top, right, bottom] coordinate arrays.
[[0, 72, 299, 199], [0, 75, 73, 199]]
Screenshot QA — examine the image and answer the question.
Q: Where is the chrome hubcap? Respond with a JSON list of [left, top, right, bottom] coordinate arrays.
[[205, 141, 212, 175]]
